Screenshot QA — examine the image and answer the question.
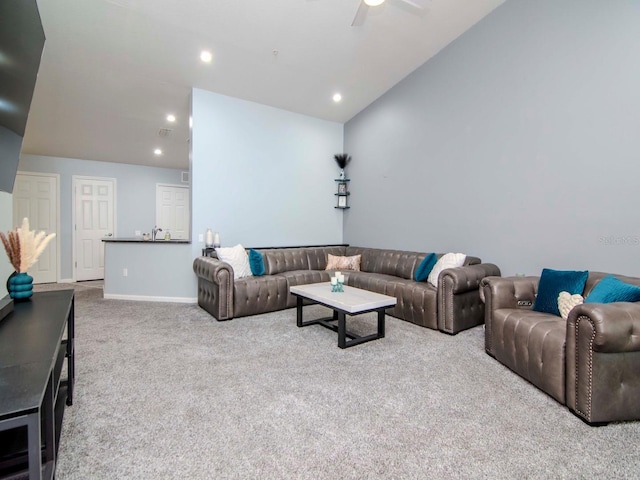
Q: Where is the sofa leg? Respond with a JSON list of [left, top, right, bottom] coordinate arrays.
[[570, 409, 609, 427]]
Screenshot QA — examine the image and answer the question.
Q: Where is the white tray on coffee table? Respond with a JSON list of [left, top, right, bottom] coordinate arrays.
[[290, 282, 397, 348]]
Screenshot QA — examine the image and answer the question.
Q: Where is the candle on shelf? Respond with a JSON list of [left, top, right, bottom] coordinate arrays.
[[213, 232, 221, 248]]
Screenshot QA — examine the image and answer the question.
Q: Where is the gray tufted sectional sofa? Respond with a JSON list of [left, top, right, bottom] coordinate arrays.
[[481, 272, 640, 424], [193, 245, 500, 335]]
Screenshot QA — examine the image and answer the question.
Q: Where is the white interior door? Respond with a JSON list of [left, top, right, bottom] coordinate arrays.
[[12, 173, 59, 283], [74, 176, 115, 281], [156, 184, 190, 240]]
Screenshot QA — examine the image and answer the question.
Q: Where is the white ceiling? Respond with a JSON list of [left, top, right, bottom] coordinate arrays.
[[23, 0, 505, 170]]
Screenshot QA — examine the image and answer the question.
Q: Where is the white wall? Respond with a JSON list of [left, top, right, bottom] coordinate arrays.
[[190, 89, 344, 253], [344, 0, 640, 277]]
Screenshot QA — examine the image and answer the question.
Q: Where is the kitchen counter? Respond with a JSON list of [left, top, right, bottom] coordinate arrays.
[[103, 239, 196, 302], [102, 237, 190, 244]]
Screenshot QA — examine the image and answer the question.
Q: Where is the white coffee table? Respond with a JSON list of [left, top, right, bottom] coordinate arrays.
[[290, 282, 397, 348]]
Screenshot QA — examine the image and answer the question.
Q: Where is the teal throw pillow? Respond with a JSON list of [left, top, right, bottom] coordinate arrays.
[[414, 253, 438, 282], [533, 268, 589, 316], [585, 275, 640, 303], [249, 249, 265, 276]]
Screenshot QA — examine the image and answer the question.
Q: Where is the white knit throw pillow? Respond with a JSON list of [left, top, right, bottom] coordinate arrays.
[[427, 253, 466, 287], [558, 291, 584, 320], [215, 244, 253, 279]]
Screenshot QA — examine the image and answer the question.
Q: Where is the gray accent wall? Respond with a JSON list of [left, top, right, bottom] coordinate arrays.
[[344, 0, 640, 277], [18, 154, 184, 280]]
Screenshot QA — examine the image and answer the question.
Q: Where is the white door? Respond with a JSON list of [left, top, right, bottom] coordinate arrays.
[[12, 173, 59, 283], [156, 184, 190, 240], [73, 176, 115, 281]]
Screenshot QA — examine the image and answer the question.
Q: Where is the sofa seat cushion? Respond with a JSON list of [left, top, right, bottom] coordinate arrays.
[[276, 270, 333, 307], [233, 275, 289, 317], [346, 272, 438, 329], [491, 308, 567, 403]]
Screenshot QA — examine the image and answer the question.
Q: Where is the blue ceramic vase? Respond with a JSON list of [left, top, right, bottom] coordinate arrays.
[[7, 272, 33, 301]]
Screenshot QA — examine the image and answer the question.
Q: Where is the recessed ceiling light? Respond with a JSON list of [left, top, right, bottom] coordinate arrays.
[[166, 114, 176, 123], [154, 148, 162, 155], [333, 93, 342, 103], [200, 50, 213, 63], [365, 0, 385, 6]]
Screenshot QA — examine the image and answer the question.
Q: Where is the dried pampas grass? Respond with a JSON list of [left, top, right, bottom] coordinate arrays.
[[1, 218, 56, 273]]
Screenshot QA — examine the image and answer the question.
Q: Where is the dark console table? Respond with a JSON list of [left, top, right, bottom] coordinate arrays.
[[0, 290, 75, 480]]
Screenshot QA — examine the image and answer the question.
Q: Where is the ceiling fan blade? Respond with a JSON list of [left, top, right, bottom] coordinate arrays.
[[396, 0, 426, 9], [351, 0, 369, 27]]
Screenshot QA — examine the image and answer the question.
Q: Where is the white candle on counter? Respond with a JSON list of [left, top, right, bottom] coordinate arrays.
[[337, 273, 345, 283], [330, 276, 337, 285]]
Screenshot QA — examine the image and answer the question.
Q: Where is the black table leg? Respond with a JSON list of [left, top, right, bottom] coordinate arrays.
[[338, 311, 347, 349], [296, 296, 303, 327], [378, 309, 385, 338]]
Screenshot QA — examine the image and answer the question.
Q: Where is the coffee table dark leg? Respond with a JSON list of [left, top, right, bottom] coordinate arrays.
[[296, 296, 303, 327], [338, 311, 347, 349], [378, 309, 385, 338]]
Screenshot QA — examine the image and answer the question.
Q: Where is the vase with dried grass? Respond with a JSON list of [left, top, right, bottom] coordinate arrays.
[[1, 218, 56, 301]]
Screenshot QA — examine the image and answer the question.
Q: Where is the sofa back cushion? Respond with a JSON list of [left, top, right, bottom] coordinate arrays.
[[306, 246, 347, 270], [584, 272, 640, 297], [346, 247, 420, 280], [464, 256, 481, 266], [262, 248, 310, 275]]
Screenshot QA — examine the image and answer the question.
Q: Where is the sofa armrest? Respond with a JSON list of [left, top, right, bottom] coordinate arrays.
[[480, 276, 538, 354], [566, 302, 640, 424], [193, 256, 234, 320], [437, 263, 501, 334]]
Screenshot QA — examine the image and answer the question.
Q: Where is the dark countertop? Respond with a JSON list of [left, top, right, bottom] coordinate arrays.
[[102, 237, 190, 244]]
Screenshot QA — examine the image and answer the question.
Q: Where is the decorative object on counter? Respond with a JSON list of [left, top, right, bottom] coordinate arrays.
[[213, 232, 221, 248], [205, 228, 214, 247], [142, 233, 150, 241], [164, 230, 171, 240], [333, 153, 352, 179], [151, 226, 162, 241], [0, 217, 56, 301]]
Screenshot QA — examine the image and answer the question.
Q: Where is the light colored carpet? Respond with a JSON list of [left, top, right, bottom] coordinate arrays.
[[39, 283, 640, 479]]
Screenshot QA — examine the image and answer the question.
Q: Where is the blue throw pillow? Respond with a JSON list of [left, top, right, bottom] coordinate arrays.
[[585, 275, 640, 304], [414, 253, 438, 282], [533, 268, 589, 316], [248, 249, 265, 276]]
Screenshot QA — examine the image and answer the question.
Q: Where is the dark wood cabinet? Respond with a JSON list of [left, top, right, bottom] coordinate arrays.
[[0, 290, 75, 480]]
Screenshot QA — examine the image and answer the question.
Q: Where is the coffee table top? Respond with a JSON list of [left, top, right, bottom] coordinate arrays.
[[290, 282, 397, 314]]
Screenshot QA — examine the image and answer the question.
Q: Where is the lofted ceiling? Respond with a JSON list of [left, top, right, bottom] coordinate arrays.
[[23, 0, 505, 170]]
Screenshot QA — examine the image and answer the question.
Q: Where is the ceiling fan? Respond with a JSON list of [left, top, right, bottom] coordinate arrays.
[[351, 0, 426, 27]]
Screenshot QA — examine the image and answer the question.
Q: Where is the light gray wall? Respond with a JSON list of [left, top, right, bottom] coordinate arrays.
[[104, 242, 194, 300], [0, 192, 12, 297], [190, 89, 344, 254], [18, 154, 184, 280], [344, 0, 640, 277]]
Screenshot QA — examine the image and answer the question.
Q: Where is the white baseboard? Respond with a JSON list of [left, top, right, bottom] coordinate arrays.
[[103, 293, 197, 304], [58, 278, 74, 283]]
